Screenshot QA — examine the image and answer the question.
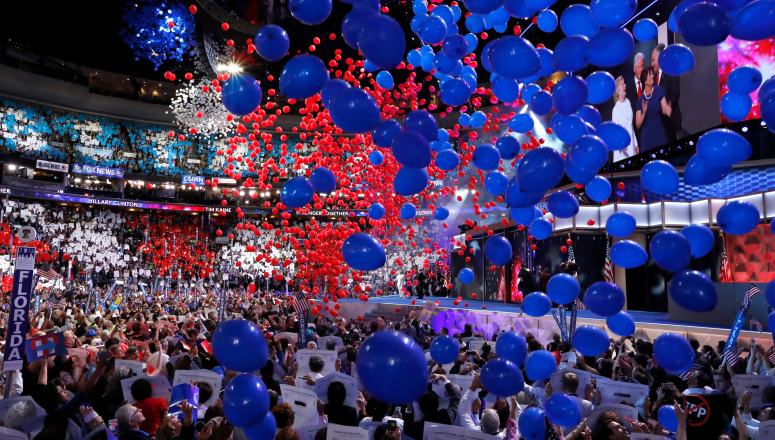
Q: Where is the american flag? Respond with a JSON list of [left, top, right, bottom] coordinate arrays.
[[718, 233, 733, 283], [742, 283, 760, 310], [679, 361, 703, 380], [36, 266, 62, 280], [767, 346, 775, 365], [292, 293, 309, 315], [604, 235, 614, 283], [721, 345, 739, 367]]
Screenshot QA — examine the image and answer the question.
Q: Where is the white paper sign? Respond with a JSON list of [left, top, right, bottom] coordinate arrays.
[[121, 375, 172, 403], [295, 424, 327, 440], [549, 368, 599, 396], [326, 424, 369, 440], [314, 372, 359, 408], [172, 369, 222, 406], [589, 403, 638, 429], [296, 349, 338, 376], [115, 360, 145, 377], [599, 380, 648, 406], [0, 426, 29, 440], [280, 384, 320, 429], [423, 422, 494, 440], [448, 374, 475, 392], [732, 374, 775, 409]]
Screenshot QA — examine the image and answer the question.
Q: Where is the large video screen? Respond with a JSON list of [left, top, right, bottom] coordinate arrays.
[[718, 36, 775, 123]]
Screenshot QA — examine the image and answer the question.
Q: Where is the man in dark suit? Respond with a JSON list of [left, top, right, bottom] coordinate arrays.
[[652, 44, 684, 141]]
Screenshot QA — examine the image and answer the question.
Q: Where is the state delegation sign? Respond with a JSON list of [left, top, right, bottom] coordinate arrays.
[[2, 247, 36, 371]]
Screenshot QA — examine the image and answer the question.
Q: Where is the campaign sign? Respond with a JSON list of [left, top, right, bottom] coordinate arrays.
[[168, 383, 199, 423], [24, 332, 67, 362], [3, 247, 36, 371]]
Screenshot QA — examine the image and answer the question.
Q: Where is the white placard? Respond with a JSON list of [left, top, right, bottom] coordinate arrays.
[[280, 384, 320, 429], [560, 352, 577, 368], [549, 368, 599, 396], [423, 422, 494, 440], [115, 360, 145, 377], [296, 349, 338, 376], [0, 426, 29, 440], [758, 420, 775, 439], [295, 424, 327, 440], [448, 374, 475, 392], [121, 375, 172, 403], [326, 424, 369, 440], [318, 336, 344, 350], [314, 372, 359, 408], [599, 380, 648, 406], [589, 403, 638, 429], [731, 374, 775, 409], [172, 369, 222, 406]]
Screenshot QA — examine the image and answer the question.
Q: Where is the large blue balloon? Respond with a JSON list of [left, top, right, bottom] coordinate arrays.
[[357, 331, 427, 403], [586, 28, 634, 68], [633, 18, 658, 41], [578, 104, 602, 128], [342, 6, 377, 48], [523, 292, 552, 317], [289, 0, 332, 25], [606, 211, 636, 238], [728, 66, 763, 94], [255, 25, 290, 62], [481, 358, 524, 397], [485, 235, 513, 265], [440, 78, 472, 106], [487, 36, 540, 80], [223, 374, 270, 427], [584, 281, 625, 317], [547, 191, 579, 218], [525, 350, 557, 381], [458, 268, 475, 284], [369, 150, 384, 166], [530, 217, 554, 240], [669, 270, 718, 312], [405, 110, 439, 142], [553, 35, 589, 72], [606, 311, 635, 336], [565, 160, 596, 185], [517, 147, 565, 193], [359, 15, 406, 69], [496, 332, 527, 366], [721, 93, 753, 121], [560, 4, 599, 38], [484, 171, 509, 195], [310, 167, 336, 193], [696, 128, 751, 166], [244, 412, 276, 440], [659, 44, 695, 76], [552, 75, 588, 115], [213, 320, 269, 372], [590, 0, 637, 28], [376, 71, 394, 90], [472, 144, 501, 170], [342, 233, 386, 271], [469, 111, 487, 128], [650, 230, 691, 272], [678, 2, 730, 46], [654, 333, 694, 375], [464, 0, 505, 15], [222, 74, 262, 116], [281, 177, 314, 208], [495, 136, 519, 160], [586, 176, 611, 202], [442, 34, 469, 59], [658, 405, 679, 433], [586, 71, 616, 104], [417, 15, 447, 44], [717, 201, 760, 235], [328, 87, 380, 133], [572, 325, 609, 356], [530, 90, 554, 115], [492, 76, 520, 102], [400, 202, 417, 219], [430, 335, 460, 364], [436, 149, 460, 171], [596, 121, 631, 151], [547, 273, 580, 305], [322, 79, 349, 107], [510, 206, 542, 226], [553, 114, 592, 145], [641, 160, 679, 195], [392, 130, 431, 169], [611, 240, 648, 268], [279, 55, 328, 99], [680, 224, 714, 258], [729, 0, 775, 41], [373, 120, 401, 147], [569, 135, 608, 172], [434, 207, 450, 221], [683, 153, 731, 186], [509, 113, 534, 133], [545, 393, 582, 428], [368, 202, 385, 220], [537, 9, 558, 32], [518, 407, 547, 440]]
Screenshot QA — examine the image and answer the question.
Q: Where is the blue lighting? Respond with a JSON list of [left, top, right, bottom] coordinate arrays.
[[121, 1, 196, 70]]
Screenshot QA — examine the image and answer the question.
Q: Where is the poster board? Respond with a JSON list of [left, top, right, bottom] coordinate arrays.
[[172, 369, 222, 406], [120, 375, 172, 403], [280, 384, 320, 429], [314, 372, 358, 408], [296, 349, 338, 376]]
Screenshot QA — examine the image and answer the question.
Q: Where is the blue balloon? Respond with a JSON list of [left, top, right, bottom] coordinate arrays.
[[586, 71, 616, 104], [458, 267, 475, 284], [495, 136, 519, 160], [212, 366, 226, 377], [509, 113, 534, 133], [519, 407, 547, 440], [504, 0, 540, 17], [678, 2, 730, 46], [506, 176, 544, 208], [585, 176, 611, 202], [465, 13, 486, 33], [535, 47, 555, 79], [485, 235, 512, 265], [432, 4, 456, 26], [342, 6, 377, 48], [517, 147, 565, 193], [717, 201, 760, 235], [485, 171, 509, 195], [525, 350, 557, 381], [578, 104, 603, 127], [436, 149, 460, 171], [668, 0, 704, 33], [407, 48, 422, 67], [496, 332, 528, 366], [569, 135, 608, 172], [310, 167, 336, 193], [373, 120, 401, 147], [521, 83, 542, 104], [606, 311, 635, 336], [470, 111, 487, 128], [591, 0, 636, 28], [492, 76, 520, 102], [223, 374, 270, 427], [481, 358, 524, 397], [222, 74, 262, 116], [394, 168, 429, 196], [560, 4, 599, 37], [683, 153, 731, 185], [510, 206, 541, 226], [553, 35, 589, 72], [552, 75, 588, 115], [368, 202, 385, 220], [329, 87, 380, 133], [650, 230, 691, 272], [523, 292, 552, 317], [596, 121, 631, 151], [392, 130, 431, 169], [611, 240, 648, 268], [587, 28, 634, 68], [654, 333, 694, 375], [400, 203, 417, 219], [730, 0, 775, 41], [289, 0, 332, 24], [213, 320, 269, 372], [418, 15, 447, 44], [552, 114, 592, 144], [696, 128, 751, 166], [430, 335, 460, 364], [584, 281, 625, 317], [254, 25, 290, 62], [321, 79, 350, 107], [279, 55, 328, 99], [766, 280, 775, 307], [669, 270, 718, 312], [442, 34, 469, 60], [529, 217, 553, 240], [547, 273, 581, 305], [547, 191, 579, 218], [464, 0, 505, 14], [376, 71, 395, 90], [606, 211, 636, 238], [244, 412, 276, 440], [369, 151, 384, 166], [434, 207, 450, 220], [342, 232, 386, 271], [281, 177, 314, 208], [537, 9, 558, 32], [545, 393, 582, 428], [357, 331, 427, 403], [728, 66, 763, 94], [633, 18, 658, 41], [680, 224, 714, 258], [405, 110, 439, 142], [565, 160, 597, 185], [487, 36, 541, 80], [572, 325, 609, 356], [659, 44, 695, 76], [440, 78, 472, 106], [658, 405, 679, 433], [641, 160, 679, 195], [530, 90, 553, 115], [472, 144, 501, 170]]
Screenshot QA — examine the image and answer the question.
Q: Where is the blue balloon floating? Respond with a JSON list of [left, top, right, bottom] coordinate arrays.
[[717, 201, 760, 235], [369, 150, 384, 166], [487, 36, 541, 80], [463, 0, 504, 15], [417, 15, 447, 44], [586, 71, 616, 104], [359, 14, 406, 69], [530, 90, 554, 115], [309, 167, 336, 193], [470, 111, 487, 128], [530, 217, 553, 240], [458, 267, 475, 284], [436, 149, 460, 171], [376, 71, 395, 90], [322, 79, 349, 107], [587, 28, 634, 68], [523, 292, 552, 317], [279, 55, 328, 99], [328, 87, 380, 133], [547, 272, 581, 305], [405, 110, 439, 142], [472, 144, 501, 171], [721, 92, 753, 121], [213, 320, 269, 372], [729, 0, 775, 41], [434, 207, 450, 221], [537, 9, 558, 32], [658, 405, 679, 433], [221, 74, 262, 116], [696, 128, 751, 167], [606, 311, 635, 336], [440, 78, 472, 106], [585, 176, 611, 202], [442, 34, 469, 59], [496, 332, 528, 366], [482, 358, 525, 397], [654, 333, 694, 375], [578, 104, 603, 128], [223, 374, 270, 427], [641, 160, 679, 195], [289, 0, 332, 25], [485, 235, 513, 265], [254, 25, 290, 62], [569, 135, 608, 172], [510, 206, 542, 226], [357, 331, 427, 403], [281, 177, 314, 208], [610, 240, 648, 268], [506, 177, 543, 208], [633, 18, 658, 41], [649, 230, 691, 272], [342, 233, 386, 271], [584, 281, 625, 317], [517, 147, 565, 193], [342, 6, 377, 48], [545, 393, 582, 428], [496, 136, 520, 160], [596, 121, 631, 151], [553, 35, 589, 72], [509, 113, 534, 133], [484, 171, 509, 195], [244, 412, 276, 440], [373, 120, 401, 147], [552, 75, 588, 115], [547, 191, 579, 218], [659, 44, 695, 76], [518, 407, 547, 440], [394, 168, 429, 196], [560, 4, 599, 38], [525, 350, 557, 381], [606, 211, 636, 238], [368, 202, 385, 220], [669, 270, 718, 312], [492, 75, 520, 102], [392, 130, 431, 169], [591, 0, 637, 28], [683, 153, 731, 186], [430, 335, 460, 364], [680, 224, 714, 258], [572, 325, 609, 356], [678, 2, 730, 46], [728, 66, 763, 94], [552, 114, 592, 145]]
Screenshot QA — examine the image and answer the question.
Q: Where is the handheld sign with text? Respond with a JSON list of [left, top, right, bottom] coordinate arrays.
[[168, 383, 199, 423], [279, 384, 319, 428], [314, 372, 359, 407], [121, 375, 172, 403], [24, 332, 67, 362], [172, 369, 222, 406], [3, 247, 36, 371], [326, 424, 369, 440]]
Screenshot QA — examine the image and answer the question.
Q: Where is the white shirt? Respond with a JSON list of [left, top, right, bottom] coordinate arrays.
[[612, 99, 638, 162]]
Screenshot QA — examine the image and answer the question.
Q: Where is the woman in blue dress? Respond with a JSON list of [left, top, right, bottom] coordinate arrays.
[[635, 66, 672, 152]]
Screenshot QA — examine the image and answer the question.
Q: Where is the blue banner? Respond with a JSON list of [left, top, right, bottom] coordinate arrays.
[[217, 289, 226, 322], [24, 332, 67, 362], [182, 175, 205, 186], [3, 247, 36, 371]]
